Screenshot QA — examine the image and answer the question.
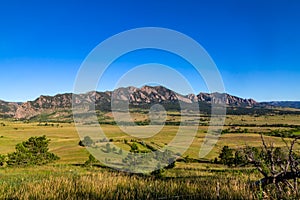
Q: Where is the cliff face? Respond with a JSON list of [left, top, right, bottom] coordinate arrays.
[[0, 100, 19, 117], [112, 86, 188, 104], [14, 94, 73, 119], [196, 93, 257, 107], [1, 85, 259, 119], [111, 86, 257, 106]]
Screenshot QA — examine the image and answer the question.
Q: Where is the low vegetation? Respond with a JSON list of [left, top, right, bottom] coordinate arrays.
[[1, 135, 59, 167], [0, 166, 253, 199], [0, 114, 300, 199]]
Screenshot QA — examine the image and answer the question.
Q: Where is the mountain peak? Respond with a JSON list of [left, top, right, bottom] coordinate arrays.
[[0, 85, 262, 119]]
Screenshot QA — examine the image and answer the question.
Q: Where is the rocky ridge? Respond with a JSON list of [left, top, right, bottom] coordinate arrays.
[[1, 85, 259, 119]]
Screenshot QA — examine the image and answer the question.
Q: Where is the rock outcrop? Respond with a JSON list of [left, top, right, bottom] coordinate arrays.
[[1, 85, 260, 119]]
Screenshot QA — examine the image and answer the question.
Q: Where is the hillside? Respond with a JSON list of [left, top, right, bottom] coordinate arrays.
[[261, 101, 300, 109], [0, 100, 20, 118], [0, 85, 299, 120]]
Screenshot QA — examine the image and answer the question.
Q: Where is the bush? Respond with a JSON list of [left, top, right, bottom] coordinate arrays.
[[0, 154, 6, 166], [79, 136, 93, 147], [130, 143, 138, 152], [165, 158, 176, 169], [84, 154, 98, 167], [151, 163, 165, 178], [219, 146, 234, 166], [118, 149, 123, 155], [106, 143, 111, 153]]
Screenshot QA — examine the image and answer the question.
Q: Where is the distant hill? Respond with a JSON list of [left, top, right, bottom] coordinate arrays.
[[0, 100, 20, 118], [261, 101, 300, 109], [0, 85, 299, 120]]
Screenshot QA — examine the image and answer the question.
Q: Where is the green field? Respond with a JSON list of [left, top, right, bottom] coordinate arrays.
[[1, 114, 300, 199], [1, 115, 298, 163]]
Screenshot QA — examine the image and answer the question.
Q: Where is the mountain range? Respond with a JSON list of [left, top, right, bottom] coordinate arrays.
[[0, 85, 299, 120]]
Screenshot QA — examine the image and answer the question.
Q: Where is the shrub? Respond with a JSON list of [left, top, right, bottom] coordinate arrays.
[[79, 136, 93, 147], [219, 146, 234, 166], [0, 154, 6, 166], [118, 149, 123, 155], [130, 143, 138, 152], [105, 143, 111, 153], [151, 163, 165, 178], [84, 154, 98, 167]]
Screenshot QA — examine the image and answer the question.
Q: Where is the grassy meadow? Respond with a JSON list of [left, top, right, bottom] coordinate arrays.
[[0, 113, 300, 199]]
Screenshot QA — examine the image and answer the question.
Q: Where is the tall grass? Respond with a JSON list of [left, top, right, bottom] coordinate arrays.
[[0, 165, 299, 199], [0, 165, 253, 200]]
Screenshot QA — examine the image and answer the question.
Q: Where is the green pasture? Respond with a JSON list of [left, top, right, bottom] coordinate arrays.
[[1, 114, 299, 165]]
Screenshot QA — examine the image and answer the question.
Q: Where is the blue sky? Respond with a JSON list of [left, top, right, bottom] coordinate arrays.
[[0, 0, 299, 102]]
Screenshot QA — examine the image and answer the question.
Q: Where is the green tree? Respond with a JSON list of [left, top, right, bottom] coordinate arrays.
[[233, 150, 246, 166], [122, 152, 143, 171], [79, 136, 93, 147], [130, 142, 138, 152], [106, 143, 111, 153], [7, 135, 59, 166], [164, 157, 176, 169], [0, 154, 6, 166], [151, 163, 165, 178], [84, 154, 98, 167], [219, 146, 234, 166], [118, 149, 123, 155]]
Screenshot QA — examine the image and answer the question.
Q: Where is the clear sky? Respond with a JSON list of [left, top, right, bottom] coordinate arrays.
[[0, 0, 299, 102]]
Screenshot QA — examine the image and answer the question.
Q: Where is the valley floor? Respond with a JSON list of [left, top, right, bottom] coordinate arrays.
[[0, 114, 300, 199]]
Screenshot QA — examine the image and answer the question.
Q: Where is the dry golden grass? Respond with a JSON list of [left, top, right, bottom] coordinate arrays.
[[1, 115, 298, 163], [1, 113, 300, 199], [0, 165, 255, 200]]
